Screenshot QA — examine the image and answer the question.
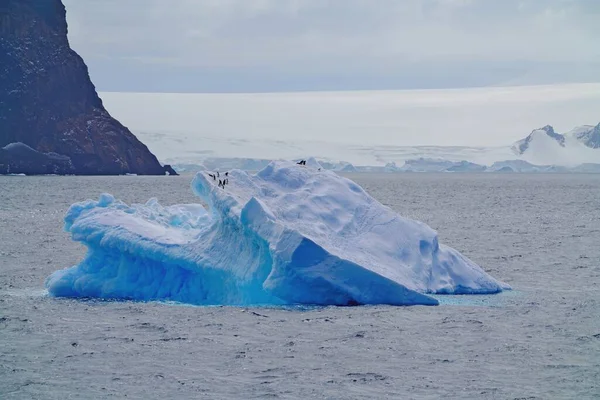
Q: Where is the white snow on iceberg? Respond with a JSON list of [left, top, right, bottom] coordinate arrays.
[[46, 161, 510, 306]]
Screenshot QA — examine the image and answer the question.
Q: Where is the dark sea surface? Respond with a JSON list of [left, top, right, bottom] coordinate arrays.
[[1, 173, 599, 399]]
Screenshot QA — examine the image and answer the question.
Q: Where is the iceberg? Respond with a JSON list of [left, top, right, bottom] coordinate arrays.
[[485, 159, 569, 173], [445, 161, 486, 172], [399, 158, 456, 172], [570, 163, 600, 173], [46, 160, 510, 306]]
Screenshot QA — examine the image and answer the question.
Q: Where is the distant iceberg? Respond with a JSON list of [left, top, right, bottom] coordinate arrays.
[[486, 159, 570, 173], [445, 161, 487, 172], [399, 158, 456, 172], [570, 163, 600, 173], [397, 158, 487, 173], [46, 160, 510, 306]]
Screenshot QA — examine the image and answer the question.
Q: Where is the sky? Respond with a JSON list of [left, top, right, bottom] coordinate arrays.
[[63, 0, 600, 93]]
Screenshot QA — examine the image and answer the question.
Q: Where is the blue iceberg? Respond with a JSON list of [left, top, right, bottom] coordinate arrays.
[[46, 160, 510, 306]]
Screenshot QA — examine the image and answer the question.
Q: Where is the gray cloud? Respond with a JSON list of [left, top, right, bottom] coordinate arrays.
[[63, 0, 600, 92]]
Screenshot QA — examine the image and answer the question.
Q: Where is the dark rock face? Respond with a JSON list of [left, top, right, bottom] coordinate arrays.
[[539, 125, 566, 147], [0, 142, 75, 175], [0, 0, 167, 175]]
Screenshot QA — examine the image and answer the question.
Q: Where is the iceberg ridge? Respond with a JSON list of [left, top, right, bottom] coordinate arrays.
[[46, 160, 509, 306]]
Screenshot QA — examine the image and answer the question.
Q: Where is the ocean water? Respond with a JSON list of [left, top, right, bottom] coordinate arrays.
[[1, 173, 599, 399]]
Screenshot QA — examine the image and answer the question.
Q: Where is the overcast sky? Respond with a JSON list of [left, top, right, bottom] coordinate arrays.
[[63, 0, 600, 93]]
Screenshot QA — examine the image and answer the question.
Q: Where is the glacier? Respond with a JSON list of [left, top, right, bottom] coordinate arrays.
[[46, 161, 510, 306]]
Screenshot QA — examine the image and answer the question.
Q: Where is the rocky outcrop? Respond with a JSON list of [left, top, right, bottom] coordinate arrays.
[[0, 0, 172, 175], [163, 164, 178, 176], [0, 142, 75, 175]]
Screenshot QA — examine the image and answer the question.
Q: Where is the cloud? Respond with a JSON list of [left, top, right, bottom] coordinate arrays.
[[63, 0, 600, 92]]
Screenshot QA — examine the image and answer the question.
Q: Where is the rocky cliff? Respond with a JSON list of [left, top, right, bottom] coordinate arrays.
[[0, 0, 172, 175]]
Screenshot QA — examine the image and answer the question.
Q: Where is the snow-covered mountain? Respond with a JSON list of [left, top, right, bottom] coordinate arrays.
[[571, 123, 600, 149], [511, 123, 600, 166], [512, 125, 565, 154]]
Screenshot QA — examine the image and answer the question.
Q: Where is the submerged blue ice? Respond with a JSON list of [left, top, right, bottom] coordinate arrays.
[[46, 160, 510, 306]]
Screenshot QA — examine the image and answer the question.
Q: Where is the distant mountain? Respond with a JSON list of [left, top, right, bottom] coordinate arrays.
[[513, 123, 600, 154], [512, 125, 565, 155], [511, 123, 599, 166], [0, 0, 174, 175], [570, 123, 600, 149]]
